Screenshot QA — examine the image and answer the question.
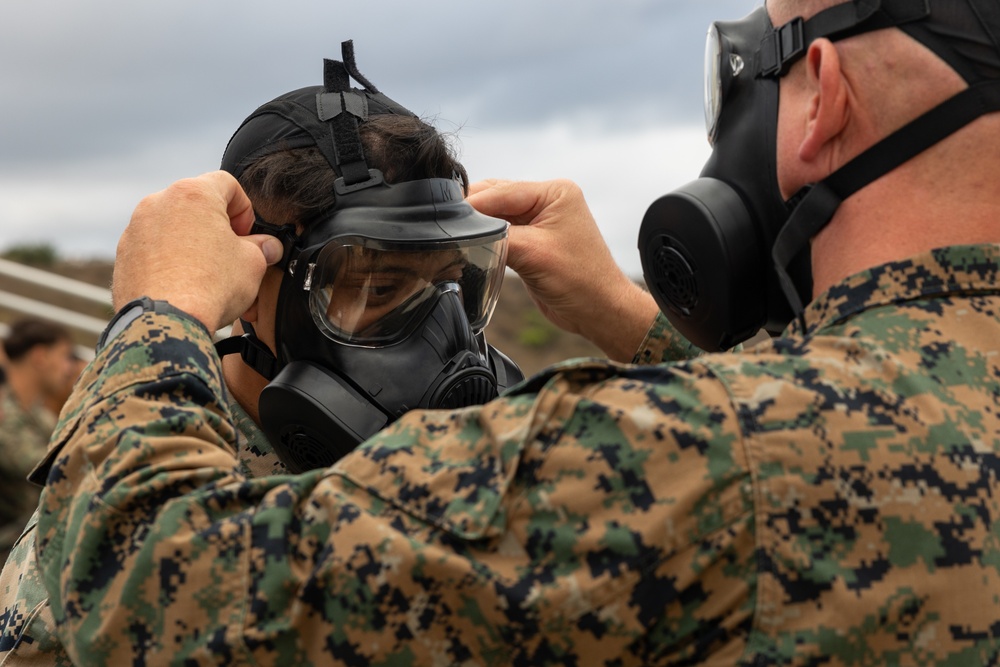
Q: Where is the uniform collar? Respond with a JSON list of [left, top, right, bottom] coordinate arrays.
[[787, 243, 1000, 338]]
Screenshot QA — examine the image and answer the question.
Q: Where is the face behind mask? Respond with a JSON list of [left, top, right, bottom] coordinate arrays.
[[260, 178, 522, 473], [638, 0, 1000, 352], [217, 42, 524, 473]]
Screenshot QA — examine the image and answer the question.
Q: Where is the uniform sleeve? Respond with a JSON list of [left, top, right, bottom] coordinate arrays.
[[37, 313, 755, 666], [631, 311, 703, 365], [630, 311, 750, 365]]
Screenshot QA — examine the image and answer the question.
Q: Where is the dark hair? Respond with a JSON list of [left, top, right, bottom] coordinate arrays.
[[3, 318, 72, 362], [238, 114, 469, 228]]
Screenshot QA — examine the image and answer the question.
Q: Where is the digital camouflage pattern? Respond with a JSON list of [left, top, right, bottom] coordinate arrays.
[[30, 244, 1000, 665], [0, 391, 286, 665], [0, 316, 679, 666], [0, 385, 55, 562]]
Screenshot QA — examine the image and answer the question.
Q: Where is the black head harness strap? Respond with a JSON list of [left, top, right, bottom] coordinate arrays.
[[760, 0, 1000, 319], [215, 40, 418, 379]]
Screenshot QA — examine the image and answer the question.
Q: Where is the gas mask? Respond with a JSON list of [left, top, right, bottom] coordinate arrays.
[[639, 0, 1000, 351], [217, 42, 524, 472]]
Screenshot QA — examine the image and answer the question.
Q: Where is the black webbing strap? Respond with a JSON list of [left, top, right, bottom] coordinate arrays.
[[760, 0, 931, 77], [319, 56, 373, 186], [215, 321, 279, 381], [969, 0, 1000, 54], [341, 39, 380, 94], [239, 98, 343, 182], [772, 78, 1000, 317]]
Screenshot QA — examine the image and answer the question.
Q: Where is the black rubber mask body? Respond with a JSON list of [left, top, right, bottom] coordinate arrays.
[[260, 178, 522, 473], [639, 7, 808, 352], [640, 0, 1000, 352], [263, 284, 521, 473]]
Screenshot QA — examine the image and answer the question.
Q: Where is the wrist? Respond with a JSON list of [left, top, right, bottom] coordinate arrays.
[[586, 280, 661, 363]]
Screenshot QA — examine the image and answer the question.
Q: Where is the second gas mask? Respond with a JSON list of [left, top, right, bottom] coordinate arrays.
[[638, 0, 1000, 351]]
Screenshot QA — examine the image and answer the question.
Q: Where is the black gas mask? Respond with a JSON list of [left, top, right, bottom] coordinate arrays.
[[639, 0, 1000, 351], [217, 42, 523, 473]]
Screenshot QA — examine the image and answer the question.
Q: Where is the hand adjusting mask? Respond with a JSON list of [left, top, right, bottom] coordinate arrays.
[[639, 0, 1000, 351], [218, 41, 523, 472]]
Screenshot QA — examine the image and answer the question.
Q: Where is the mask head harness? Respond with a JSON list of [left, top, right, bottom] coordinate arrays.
[[218, 41, 523, 472], [639, 0, 1000, 351]]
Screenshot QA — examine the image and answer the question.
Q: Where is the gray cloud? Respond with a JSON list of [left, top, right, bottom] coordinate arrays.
[[0, 0, 752, 163], [0, 0, 756, 273]]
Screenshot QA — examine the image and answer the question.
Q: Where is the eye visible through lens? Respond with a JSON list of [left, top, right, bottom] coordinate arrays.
[[322, 248, 467, 338]]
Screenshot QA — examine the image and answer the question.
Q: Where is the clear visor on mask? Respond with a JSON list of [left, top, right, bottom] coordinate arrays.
[[705, 22, 724, 144], [303, 233, 508, 347], [704, 21, 748, 147]]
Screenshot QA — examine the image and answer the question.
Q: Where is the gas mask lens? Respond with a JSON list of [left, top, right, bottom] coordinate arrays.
[[704, 22, 723, 145], [306, 234, 508, 346]]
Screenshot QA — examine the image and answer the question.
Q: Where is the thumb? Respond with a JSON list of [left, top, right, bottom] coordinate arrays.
[[245, 235, 285, 266]]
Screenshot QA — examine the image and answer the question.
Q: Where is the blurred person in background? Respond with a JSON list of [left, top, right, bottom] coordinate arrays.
[[0, 318, 75, 563], [42, 352, 87, 417]]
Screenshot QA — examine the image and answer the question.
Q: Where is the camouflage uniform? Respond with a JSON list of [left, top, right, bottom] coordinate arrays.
[[0, 385, 55, 563], [30, 244, 1000, 665], [0, 395, 286, 665]]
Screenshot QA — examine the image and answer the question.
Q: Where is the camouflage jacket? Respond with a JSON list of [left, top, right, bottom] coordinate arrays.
[[0, 386, 55, 559], [32, 244, 1000, 666], [0, 396, 286, 666], [0, 316, 685, 667]]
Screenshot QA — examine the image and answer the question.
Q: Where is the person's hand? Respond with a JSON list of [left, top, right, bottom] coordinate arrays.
[[112, 171, 284, 332], [468, 179, 660, 362]]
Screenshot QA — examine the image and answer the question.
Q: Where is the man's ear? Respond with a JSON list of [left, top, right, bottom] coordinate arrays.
[[799, 38, 850, 164]]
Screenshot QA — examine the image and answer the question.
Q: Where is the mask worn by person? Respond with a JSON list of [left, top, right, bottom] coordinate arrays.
[[639, 0, 1000, 351], [217, 41, 523, 473]]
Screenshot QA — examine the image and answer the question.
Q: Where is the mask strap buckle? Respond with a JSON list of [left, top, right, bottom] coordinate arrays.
[[250, 216, 299, 271], [215, 320, 279, 381], [758, 0, 930, 79], [760, 17, 806, 77]]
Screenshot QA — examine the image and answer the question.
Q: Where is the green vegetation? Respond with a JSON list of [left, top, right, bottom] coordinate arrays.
[[517, 310, 558, 348], [2, 243, 59, 268]]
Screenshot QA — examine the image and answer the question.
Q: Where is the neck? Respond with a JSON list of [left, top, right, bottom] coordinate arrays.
[[810, 126, 1000, 297], [221, 354, 268, 426], [5, 364, 42, 410]]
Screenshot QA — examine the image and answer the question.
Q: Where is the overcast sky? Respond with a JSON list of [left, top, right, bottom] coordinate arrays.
[[0, 0, 754, 278]]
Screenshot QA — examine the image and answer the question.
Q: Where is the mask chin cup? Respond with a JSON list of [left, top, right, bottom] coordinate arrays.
[[639, 177, 768, 352], [258, 361, 388, 473]]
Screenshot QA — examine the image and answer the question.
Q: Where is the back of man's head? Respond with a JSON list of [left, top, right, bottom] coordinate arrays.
[[3, 318, 72, 363], [771, 0, 1000, 80]]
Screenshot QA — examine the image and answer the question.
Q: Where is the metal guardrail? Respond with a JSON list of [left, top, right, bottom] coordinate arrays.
[[0, 259, 233, 359], [0, 292, 108, 336], [0, 258, 111, 308], [0, 258, 113, 361]]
